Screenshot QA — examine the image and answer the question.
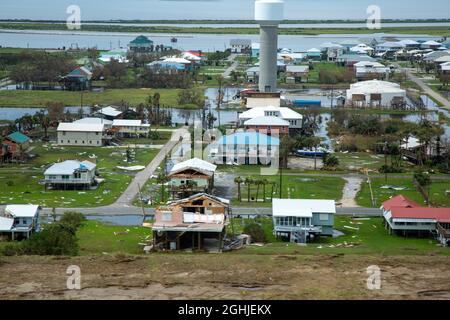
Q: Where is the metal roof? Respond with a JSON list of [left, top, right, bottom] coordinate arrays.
[[5, 205, 40, 218], [244, 116, 289, 126], [99, 106, 123, 117], [6, 132, 31, 144], [217, 132, 280, 146], [0, 217, 14, 231], [239, 106, 302, 120], [170, 158, 217, 176], [112, 119, 150, 127], [272, 199, 313, 218], [381, 195, 421, 211], [73, 118, 113, 126], [44, 160, 96, 175], [57, 122, 105, 132]]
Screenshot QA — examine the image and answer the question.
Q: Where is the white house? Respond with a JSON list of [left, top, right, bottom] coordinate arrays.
[[111, 119, 150, 137], [57, 123, 105, 146], [73, 117, 113, 129], [230, 39, 252, 53], [346, 80, 406, 108], [354, 61, 390, 80], [97, 106, 123, 120], [239, 106, 303, 130], [272, 199, 335, 243], [44, 160, 97, 190], [0, 205, 40, 240]]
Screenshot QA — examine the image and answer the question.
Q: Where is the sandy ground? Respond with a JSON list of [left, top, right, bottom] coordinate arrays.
[[339, 177, 363, 207], [1, 254, 450, 300], [288, 157, 324, 170]]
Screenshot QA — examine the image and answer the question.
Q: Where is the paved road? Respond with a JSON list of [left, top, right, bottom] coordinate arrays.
[[402, 66, 450, 110], [222, 54, 239, 78], [113, 127, 188, 206], [32, 205, 382, 218]]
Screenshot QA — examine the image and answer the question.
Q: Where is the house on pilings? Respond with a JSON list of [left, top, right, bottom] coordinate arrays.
[[152, 193, 230, 252], [168, 158, 217, 199]]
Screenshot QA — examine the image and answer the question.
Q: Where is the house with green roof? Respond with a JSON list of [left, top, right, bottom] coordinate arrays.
[[128, 35, 154, 53], [60, 66, 93, 91], [1, 132, 32, 162]]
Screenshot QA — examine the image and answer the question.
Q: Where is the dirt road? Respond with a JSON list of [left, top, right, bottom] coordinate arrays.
[[1, 254, 449, 300]]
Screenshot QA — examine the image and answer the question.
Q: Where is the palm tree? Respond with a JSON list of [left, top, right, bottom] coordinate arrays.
[[234, 176, 243, 202], [262, 178, 269, 202], [157, 171, 169, 203], [255, 179, 262, 202], [244, 177, 253, 203]]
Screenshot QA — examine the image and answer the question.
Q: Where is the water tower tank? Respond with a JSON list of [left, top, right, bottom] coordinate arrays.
[[255, 0, 284, 25]]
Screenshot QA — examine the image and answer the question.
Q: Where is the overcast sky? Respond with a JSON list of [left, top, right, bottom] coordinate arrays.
[[1, 0, 449, 20]]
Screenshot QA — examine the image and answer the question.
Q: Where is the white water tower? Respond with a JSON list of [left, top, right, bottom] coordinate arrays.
[[255, 0, 284, 93]]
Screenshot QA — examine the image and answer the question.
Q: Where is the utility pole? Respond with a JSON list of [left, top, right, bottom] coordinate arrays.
[[279, 165, 283, 199]]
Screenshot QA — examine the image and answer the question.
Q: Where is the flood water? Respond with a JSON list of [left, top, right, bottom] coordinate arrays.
[[0, 29, 439, 52]]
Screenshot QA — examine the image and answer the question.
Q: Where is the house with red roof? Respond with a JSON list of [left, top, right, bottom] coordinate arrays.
[[381, 195, 450, 246]]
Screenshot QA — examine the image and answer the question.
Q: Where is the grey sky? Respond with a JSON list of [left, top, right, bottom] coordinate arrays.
[[0, 0, 449, 20]]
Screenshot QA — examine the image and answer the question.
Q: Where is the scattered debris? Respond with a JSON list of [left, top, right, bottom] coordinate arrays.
[[344, 226, 360, 231]]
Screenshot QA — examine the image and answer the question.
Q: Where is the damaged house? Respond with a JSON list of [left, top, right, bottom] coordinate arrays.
[[152, 193, 230, 252], [168, 158, 217, 199]]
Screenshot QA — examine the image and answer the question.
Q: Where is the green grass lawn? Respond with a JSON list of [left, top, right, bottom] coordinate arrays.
[[0, 144, 159, 207], [0, 88, 181, 107], [77, 220, 150, 255], [232, 175, 345, 207], [233, 216, 450, 256], [119, 131, 173, 145], [73, 216, 450, 256], [307, 62, 352, 84], [356, 176, 450, 208]]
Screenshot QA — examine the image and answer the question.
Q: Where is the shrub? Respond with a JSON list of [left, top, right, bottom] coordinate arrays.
[[59, 212, 86, 231], [243, 222, 266, 243], [323, 154, 339, 168], [0, 243, 24, 256], [22, 224, 79, 256], [379, 165, 404, 174]]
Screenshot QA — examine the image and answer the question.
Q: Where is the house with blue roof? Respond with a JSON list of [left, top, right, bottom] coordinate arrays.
[[208, 131, 280, 165]]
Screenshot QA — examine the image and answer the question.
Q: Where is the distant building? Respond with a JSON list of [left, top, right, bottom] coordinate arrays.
[[244, 116, 289, 135], [246, 66, 260, 83], [336, 54, 376, 67], [208, 132, 279, 165], [285, 65, 309, 83], [168, 158, 217, 199], [44, 160, 97, 190], [272, 199, 336, 243], [61, 66, 93, 91], [420, 40, 442, 50], [354, 61, 390, 81], [0, 205, 40, 240], [152, 193, 230, 252], [239, 106, 303, 131], [1, 132, 31, 161], [346, 80, 406, 108], [306, 48, 322, 60], [230, 39, 252, 54], [98, 49, 129, 63], [375, 41, 405, 52], [128, 35, 154, 53], [251, 43, 260, 58], [57, 123, 105, 146], [96, 106, 123, 121]]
